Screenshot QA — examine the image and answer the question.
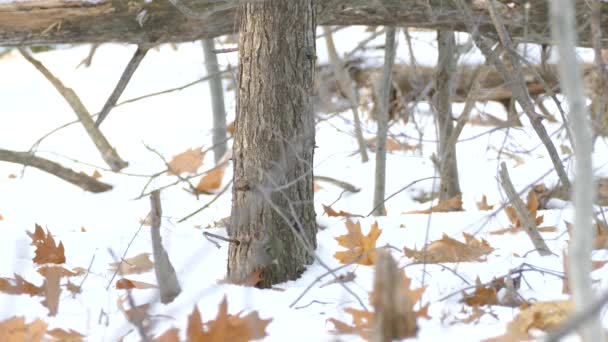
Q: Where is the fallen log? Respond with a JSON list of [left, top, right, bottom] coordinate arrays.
[[0, 1, 606, 47]]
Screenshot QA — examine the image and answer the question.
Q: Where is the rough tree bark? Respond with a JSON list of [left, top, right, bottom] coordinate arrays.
[[202, 38, 228, 164], [434, 30, 461, 201], [227, 0, 317, 287], [1, 1, 607, 48]]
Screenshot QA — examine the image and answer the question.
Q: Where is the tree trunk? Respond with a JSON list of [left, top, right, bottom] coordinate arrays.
[[227, 0, 317, 287], [434, 30, 461, 201], [202, 38, 228, 164], [550, 0, 603, 340], [372, 28, 397, 216]]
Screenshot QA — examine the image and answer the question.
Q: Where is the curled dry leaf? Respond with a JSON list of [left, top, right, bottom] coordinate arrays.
[[109, 253, 154, 275], [406, 195, 463, 214], [167, 147, 205, 175], [484, 300, 573, 342], [404, 233, 494, 263], [27, 224, 66, 265], [322, 204, 363, 218], [0, 317, 47, 342], [334, 220, 382, 265], [565, 220, 608, 249]]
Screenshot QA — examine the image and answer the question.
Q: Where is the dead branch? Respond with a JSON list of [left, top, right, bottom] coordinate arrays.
[[498, 162, 552, 256], [95, 45, 150, 127], [0, 1, 606, 48], [0, 149, 112, 192], [19, 48, 128, 172]]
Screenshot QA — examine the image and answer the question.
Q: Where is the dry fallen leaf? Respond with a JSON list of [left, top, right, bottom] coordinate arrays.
[[493, 190, 556, 234], [366, 137, 419, 152], [226, 121, 235, 136], [116, 278, 157, 290], [404, 233, 494, 263], [27, 224, 66, 265], [334, 220, 382, 265], [313, 182, 322, 192], [219, 269, 263, 287], [328, 308, 373, 340], [167, 147, 205, 175], [196, 164, 226, 194], [46, 328, 84, 342], [109, 253, 154, 275], [462, 277, 498, 307], [0, 214, 4, 221], [0, 317, 47, 342], [484, 300, 573, 342], [322, 204, 364, 218], [0, 274, 43, 296], [565, 220, 608, 249], [157, 297, 272, 342], [8, 174, 17, 179], [476, 195, 494, 211], [91, 169, 102, 179], [406, 195, 463, 214]]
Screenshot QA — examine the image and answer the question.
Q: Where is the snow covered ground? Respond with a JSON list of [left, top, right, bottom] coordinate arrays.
[[1, 27, 607, 341]]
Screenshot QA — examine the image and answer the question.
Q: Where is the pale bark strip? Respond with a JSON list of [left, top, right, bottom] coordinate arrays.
[[454, 0, 571, 194], [18, 49, 128, 172], [0, 149, 112, 193], [372, 250, 416, 342], [202, 38, 228, 164], [549, 0, 603, 340], [434, 30, 461, 201], [498, 162, 551, 256], [95, 45, 150, 127], [323, 26, 369, 163], [372, 27, 397, 216], [150, 190, 181, 304]]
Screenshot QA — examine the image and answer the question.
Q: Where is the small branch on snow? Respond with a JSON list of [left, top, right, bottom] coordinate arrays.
[[150, 190, 181, 304], [0, 149, 112, 192], [498, 162, 552, 256]]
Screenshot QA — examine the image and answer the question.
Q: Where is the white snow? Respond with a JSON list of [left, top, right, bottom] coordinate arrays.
[[0, 28, 607, 341]]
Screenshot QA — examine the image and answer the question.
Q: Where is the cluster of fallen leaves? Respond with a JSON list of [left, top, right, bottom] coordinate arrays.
[[0, 317, 84, 342], [0, 224, 86, 340], [166, 146, 227, 194]]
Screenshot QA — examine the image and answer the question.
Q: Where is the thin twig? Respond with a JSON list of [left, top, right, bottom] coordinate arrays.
[[366, 176, 438, 217], [178, 180, 232, 223], [19, 48, 128, 171]]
